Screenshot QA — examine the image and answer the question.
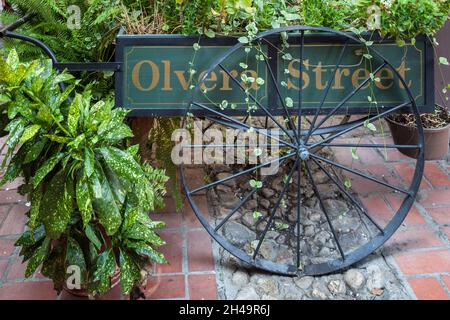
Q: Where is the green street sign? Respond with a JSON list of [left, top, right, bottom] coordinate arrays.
[[116, 34, 434, 116]]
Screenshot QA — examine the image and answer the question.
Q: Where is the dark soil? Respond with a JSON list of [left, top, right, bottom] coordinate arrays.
[[389, 105, 450, 129]]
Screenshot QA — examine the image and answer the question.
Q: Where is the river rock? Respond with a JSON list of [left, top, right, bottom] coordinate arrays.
[[328, 279, 346, 295], [259, 198, 271, 210], [313, 230, 331, 246], [223, 221, 256, 246], [254, 239, 278, 260], [256, 278, 279, 296], [244, 199, 258, 210], [344, 269, 366, 292], [216, 172, 237, 188], [232, 270, 249, 285], [294, 276, 314, 290], [235, 286, 260, 300], [261, 188, 276, 199], [304, 225, 315, 237]]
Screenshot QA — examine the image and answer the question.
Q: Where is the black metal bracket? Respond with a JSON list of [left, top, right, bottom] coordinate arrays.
[[55, 62, 122, 72], [0, 12, 35, 37]]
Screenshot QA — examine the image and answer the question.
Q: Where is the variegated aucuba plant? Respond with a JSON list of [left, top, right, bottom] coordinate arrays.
[[0, 50, 169, 296]]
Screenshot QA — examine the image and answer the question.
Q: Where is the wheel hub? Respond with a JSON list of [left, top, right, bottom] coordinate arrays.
[[298, 147, 309, 160]]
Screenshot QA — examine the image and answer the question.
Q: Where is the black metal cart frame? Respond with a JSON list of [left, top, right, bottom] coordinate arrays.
[[1, 17, 430, 276]]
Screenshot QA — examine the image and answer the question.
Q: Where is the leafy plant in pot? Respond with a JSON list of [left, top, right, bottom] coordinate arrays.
[[0, 50, 169, 297], [386, 105, 450, 160]]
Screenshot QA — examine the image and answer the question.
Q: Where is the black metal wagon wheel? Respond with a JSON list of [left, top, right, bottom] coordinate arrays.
[[180, 26, 425, 276]]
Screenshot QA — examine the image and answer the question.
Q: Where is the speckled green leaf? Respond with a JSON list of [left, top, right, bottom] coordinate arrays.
[[90, 167, 122, 235], [28, 187, 43, 229], [92, 250, 116, 294], [67, 94, 81, 135], [30, 152, 65, 187], [126, 223, 165, 247], [41, 245, 66, 294], [6, 50, 19, 70], [19, 124, 41, 143], [24, 138, 47, 164], [58, 83, 76, 107], [54, 72, 74, 84], [119, 249, 141, 295], [98, 147, 144, 183], [6, 118, 26, 150], [85, 224, 101, 250], [44, 134, 70, 144], [1, 153, 22, 185], [104, 123, 134, 142], [76, 174, 92, 226], [40, 170, 73, 238], [122, 205, 139, 232], [0, 57, 13, 83], [66, 237, 87, 283], [25, 237, 50, 277], [125, 241, 167, 264], [126, 144, 139, 157], [84, 148, 95, 178], [0, 94, 11, 105], [15, 225, 46, 247]]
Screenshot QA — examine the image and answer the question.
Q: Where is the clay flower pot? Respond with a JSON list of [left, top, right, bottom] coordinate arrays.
[[63, 267, 121, 298], [386, 117, 450, 160]]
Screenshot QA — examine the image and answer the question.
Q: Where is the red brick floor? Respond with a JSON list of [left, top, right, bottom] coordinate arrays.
[[0, 137, 449, 300]]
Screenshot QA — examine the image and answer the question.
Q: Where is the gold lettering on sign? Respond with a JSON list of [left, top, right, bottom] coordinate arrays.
[[333, 68, 350, 90], [162, 60, 172, 91], [287, 59, 310, 90], [199, 71, 218, 92], [174, 70, 194, 90], [352, 68, 370, 89], [313, 62, 327, 90], [220, 70, 233, 91], [132, 60, 160, 91], [374, 68, 394, 90]]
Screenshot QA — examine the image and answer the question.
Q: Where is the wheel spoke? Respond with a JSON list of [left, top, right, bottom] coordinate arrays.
[[183, 144, 280, 148], [214, 188, 257, 232], [311, 158, 384, 234], [192, 102, 296, 148], [259, 40, 300, 143], [297, 30, 304, 140], [312, 143, 420, 149], [310, 153, 410, 195], [253, 156, 300, 259], [304, 161, 346, 261], [214, 154, 292, 232], [190, 151, 296, 194], [296, 158, 302, 269], [218, 64, 296, 143], [308, 101, 411, 149], [310, 62, 387, 134], [305, 41, 349, 143]]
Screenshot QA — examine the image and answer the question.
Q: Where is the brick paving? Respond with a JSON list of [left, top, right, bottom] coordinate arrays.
[[0, 136, 449, 300]]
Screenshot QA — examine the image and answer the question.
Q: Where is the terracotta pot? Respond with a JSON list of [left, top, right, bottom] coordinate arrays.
[[386, 117, 450, 160], [62, 223, 120, 298], [63, 267, 121, 298]]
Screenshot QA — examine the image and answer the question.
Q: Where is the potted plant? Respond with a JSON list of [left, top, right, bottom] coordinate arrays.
[[386, 105, 450, 160], [0, 50, 169, 298]]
